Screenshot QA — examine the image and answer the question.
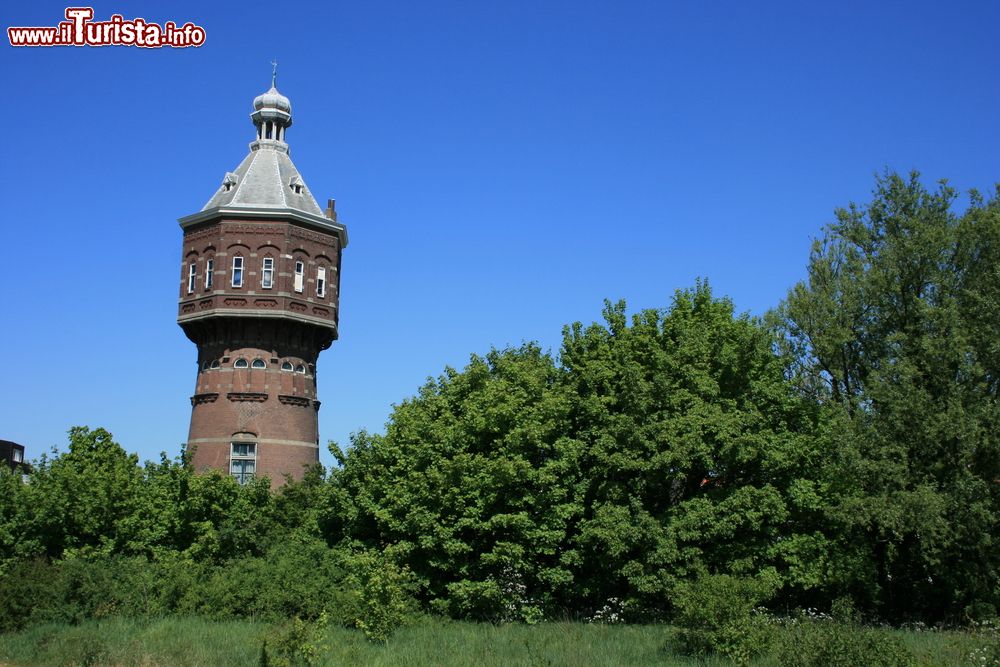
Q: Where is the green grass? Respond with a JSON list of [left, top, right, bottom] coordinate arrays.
[[0, 617, 988, 666], [0, 617, 265, 666]]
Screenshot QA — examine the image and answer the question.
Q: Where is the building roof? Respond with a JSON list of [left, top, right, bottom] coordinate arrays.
[[202, 140, 324, 216], [201, 84, 324, 218]]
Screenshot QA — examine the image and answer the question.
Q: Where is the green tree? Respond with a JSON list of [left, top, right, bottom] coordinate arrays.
[[560, 284, 825, 615], [330, 344, 581, 620], [14, 427, 143, 559], [772, 172, 1000, 620], [332, 285, 825, 620]]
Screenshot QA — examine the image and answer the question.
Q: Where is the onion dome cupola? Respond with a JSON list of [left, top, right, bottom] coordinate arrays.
[[252, 85, 292, 141]]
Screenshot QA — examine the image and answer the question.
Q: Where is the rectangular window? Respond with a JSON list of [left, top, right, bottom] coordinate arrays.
[[294, 261, 304, 292], [230, 442, 256, 485], [205, 258, 214, 290], [317, 267, 326, 298], [187, 263, 196, 294], [12, 448, 22, 464], [232, 256, 244, 288], [261, 257, 274, 289]]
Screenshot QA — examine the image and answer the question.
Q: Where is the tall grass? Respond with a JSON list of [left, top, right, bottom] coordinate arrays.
[[0, 617, 265, 666], [0, 617, 988, 666]]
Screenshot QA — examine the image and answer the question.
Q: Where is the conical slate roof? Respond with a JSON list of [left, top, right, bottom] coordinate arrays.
[[202, 142, 324, 216]]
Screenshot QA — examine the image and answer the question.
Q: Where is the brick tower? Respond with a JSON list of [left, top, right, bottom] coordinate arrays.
[[177, 81, 347, 484]]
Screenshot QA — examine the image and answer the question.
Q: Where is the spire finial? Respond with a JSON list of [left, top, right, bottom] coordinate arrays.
[[271, 59, 278, 88]]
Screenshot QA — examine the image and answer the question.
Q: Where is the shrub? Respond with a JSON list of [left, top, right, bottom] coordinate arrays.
[[775, 605, 915, 667], [263, 611, 329, 667], [0, 559, 62, 632], [671, 573, 777, 665], [345, 550, 418, 643], [180, 539, 355, 623], [0, 543, 361, 630]]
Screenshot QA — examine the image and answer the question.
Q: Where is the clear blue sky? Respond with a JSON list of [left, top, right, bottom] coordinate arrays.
[[2, 1, 998, 466]]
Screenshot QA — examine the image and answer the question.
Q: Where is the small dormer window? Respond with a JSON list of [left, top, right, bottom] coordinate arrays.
[[289, 176, 303, 195], [222, 172, 238, 192], [234, 358, 249, 369]]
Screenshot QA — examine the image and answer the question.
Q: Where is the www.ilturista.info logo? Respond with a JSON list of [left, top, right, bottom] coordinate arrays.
[[8, 7, 206, 48]]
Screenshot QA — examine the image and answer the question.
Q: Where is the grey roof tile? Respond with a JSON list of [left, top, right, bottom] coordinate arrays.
[[203, 141, 324, 217]]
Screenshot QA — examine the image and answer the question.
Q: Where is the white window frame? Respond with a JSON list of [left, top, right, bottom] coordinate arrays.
[[317, 267, 326, 298], [234, 358, 248, 369], [232, 256, 244, 288], [294, 261, 304, 293], [205, 258, 214, 290], [230, 442, 256, 485], [261, 257, 274, 289], [187, 263, 196, 294], [251, 358, 266, 369], [12, 448, 22, 464]]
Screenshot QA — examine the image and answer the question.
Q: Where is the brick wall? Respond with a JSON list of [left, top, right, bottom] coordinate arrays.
[[178, 216, 341, 485]]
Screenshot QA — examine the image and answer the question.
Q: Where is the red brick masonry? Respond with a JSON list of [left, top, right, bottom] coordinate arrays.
[[178, 216, 342, 485]]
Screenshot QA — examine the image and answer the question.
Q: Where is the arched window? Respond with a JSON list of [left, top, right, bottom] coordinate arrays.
[[281, 361, 293, 371], [295, 364, 305, 374], [234, 358, 248, 369], [210, 359, 220, 369], [251, 358, 266, 369]]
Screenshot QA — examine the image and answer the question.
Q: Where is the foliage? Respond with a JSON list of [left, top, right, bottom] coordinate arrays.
[[331, 283, 826, 620], [264, 612, 330, 666], [344, 551, 418, 643], [561, 285, 825, 615], [4, 171, 1000, 633], [330, 343, 580, 621], [772, 172, 1000, 621], [0, 543, 406, 632], [775, 606, 915, 667], [671, 573, 777, 665]]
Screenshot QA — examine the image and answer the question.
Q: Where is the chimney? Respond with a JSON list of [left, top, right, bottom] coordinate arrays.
[[325, 198, 337, 222]]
